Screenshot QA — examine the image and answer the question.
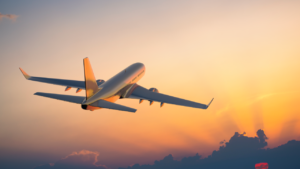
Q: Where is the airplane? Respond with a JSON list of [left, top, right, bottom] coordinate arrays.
[[20, 58, 213, 113]]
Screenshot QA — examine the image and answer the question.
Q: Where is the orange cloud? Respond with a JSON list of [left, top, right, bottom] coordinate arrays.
[[0, 12, 18, 21], [35, 150, 107, 169], [60, 150, 107, 168]]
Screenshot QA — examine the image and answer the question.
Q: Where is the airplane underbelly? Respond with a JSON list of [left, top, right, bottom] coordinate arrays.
[[83, 95, 120, 111], [85, 105, 101, 111], [103, 95, 120, 103]]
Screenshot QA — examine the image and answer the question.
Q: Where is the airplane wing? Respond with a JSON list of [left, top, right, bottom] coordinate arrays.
[[128, 85, 213, 109], [34, 92, 136, 113], [20, 68, 85, 89]]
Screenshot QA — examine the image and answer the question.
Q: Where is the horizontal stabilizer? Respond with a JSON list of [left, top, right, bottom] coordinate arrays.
[[35, 92, 136, 112], [34, 92, 85, 104], [95, 100, 137, 113]]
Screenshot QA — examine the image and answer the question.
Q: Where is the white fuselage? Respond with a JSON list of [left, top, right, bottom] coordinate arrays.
[[84, 63, 145, 104]]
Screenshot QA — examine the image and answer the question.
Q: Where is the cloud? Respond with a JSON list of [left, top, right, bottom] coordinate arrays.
[[0, 12, 18, 21], [219, 139, 226, 144], [120, 129, 300, 169], [4, 129, 299, 169], [34, 150, 107, 169]]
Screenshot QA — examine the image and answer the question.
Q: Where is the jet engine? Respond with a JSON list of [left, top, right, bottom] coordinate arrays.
[[96, 79, 105, 86], [149, 88, 159, 93]]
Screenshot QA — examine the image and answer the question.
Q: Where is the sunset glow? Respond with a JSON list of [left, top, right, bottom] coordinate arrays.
[[0, 0, 300, 168]]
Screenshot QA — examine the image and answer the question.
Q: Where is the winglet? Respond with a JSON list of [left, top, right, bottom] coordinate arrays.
[[207, 98, 214, 108], [19, 68, 31, 79]]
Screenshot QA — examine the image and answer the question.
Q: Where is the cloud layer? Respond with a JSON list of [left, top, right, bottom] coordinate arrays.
[[119, 129, 300, 169], [0, 12, 18, 21], [34, 150, 107, 169], [28, 130, 300, 169]]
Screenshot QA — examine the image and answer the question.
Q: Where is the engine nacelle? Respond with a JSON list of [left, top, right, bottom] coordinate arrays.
[[96, 79, 105, 86], [149, 88, 159, 93]]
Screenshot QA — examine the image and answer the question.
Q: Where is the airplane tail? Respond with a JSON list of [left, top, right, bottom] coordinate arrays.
[[83, 58, 99, 100]]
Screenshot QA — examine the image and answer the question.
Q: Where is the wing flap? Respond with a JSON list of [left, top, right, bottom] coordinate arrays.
[[129, 85, 210, 109], [34, 92, 85, 104], [20, 68, 85, 89]]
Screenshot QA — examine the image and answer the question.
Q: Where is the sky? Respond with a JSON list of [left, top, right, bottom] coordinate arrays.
[[0, 0, 300, 168]]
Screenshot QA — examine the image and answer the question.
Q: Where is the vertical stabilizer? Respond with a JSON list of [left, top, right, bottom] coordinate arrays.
[[83, 58, 99, 100]]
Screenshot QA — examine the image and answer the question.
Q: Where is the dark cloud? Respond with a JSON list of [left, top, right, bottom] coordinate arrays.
[[0, 12, 18, 21], [119, 130, 300, 169], [257, 129, 268, 146], [34, 150, 107, 169], [219, 140, 226, 144]]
